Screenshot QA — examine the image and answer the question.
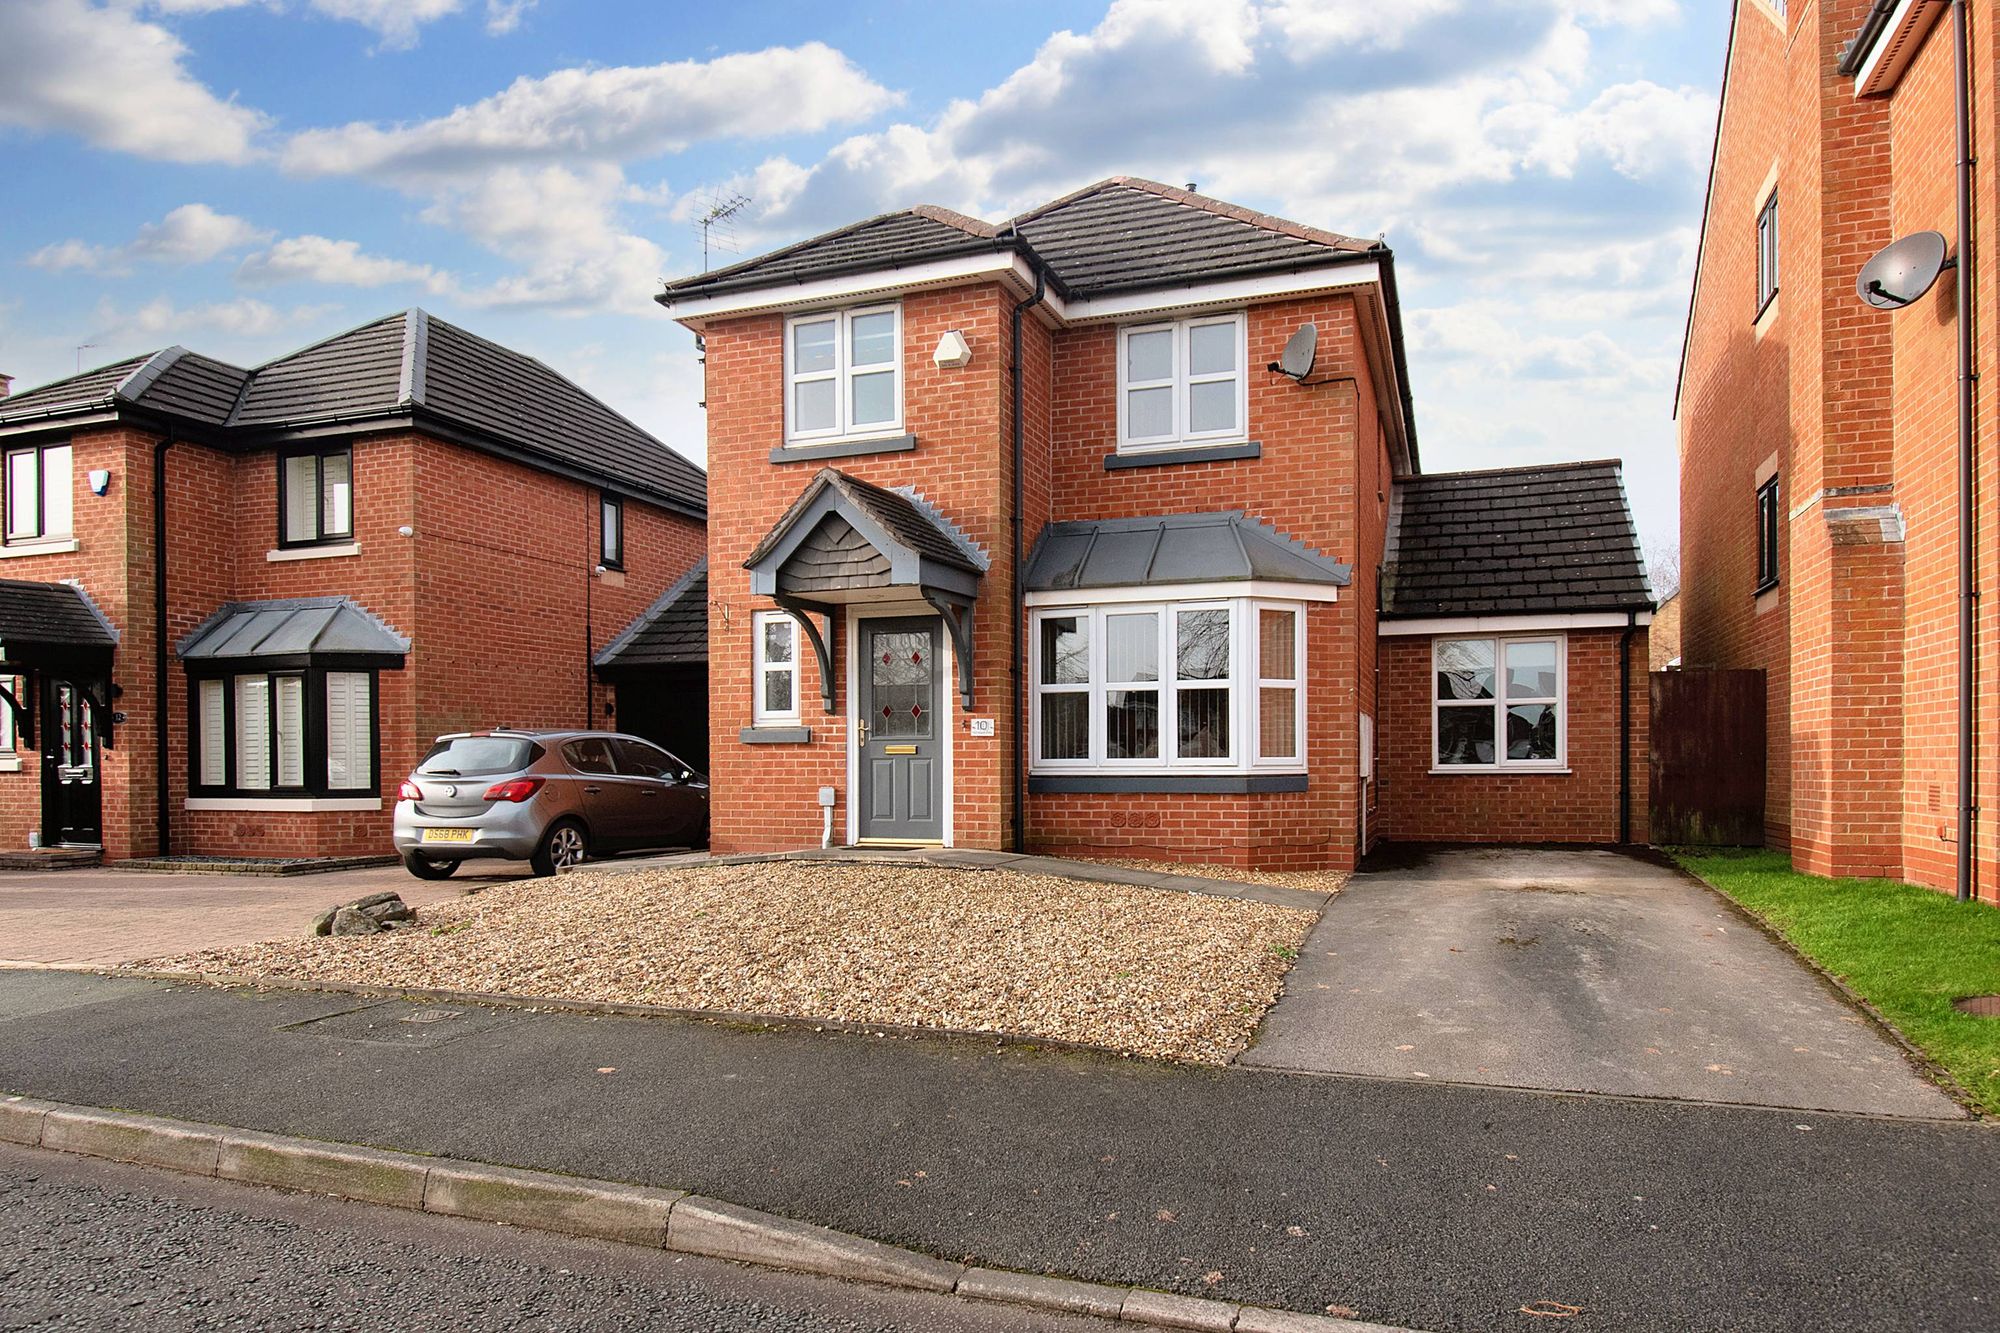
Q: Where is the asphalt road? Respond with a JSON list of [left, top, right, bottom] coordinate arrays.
[[0, 1141, 1114, 1332], [0, 972, 1993, 1332]]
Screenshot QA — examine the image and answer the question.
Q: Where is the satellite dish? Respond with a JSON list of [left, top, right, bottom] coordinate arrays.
[[1270, 322, 1318, 380], [1857, 231, 1950, 309]]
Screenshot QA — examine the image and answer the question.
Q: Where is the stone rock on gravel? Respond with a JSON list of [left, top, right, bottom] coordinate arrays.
[[312, 893, 416, 938], [328, 908, 381, 937]]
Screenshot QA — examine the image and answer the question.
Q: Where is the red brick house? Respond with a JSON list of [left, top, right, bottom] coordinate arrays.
[[1677, 0, 1996, 902], [659, 179, 1652, 871], [0, 310, 706, 862]]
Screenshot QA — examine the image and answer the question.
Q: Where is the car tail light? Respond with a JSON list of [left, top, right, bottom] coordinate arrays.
[[483, 777, 545, 803], [398, 780, 422, 802]]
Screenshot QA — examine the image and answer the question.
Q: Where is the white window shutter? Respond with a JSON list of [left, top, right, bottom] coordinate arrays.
[[325, 672, 372, 790], [198, 679, 226, 785], [235, 676, 271, 789], [274, 676, 305, 786]]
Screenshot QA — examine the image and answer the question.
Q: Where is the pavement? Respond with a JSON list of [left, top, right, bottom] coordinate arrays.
[[0, 970, 1994, 1333], [1241, 846, 1961, 1117], [0, 1140, 1116, 1332], [0, 862, 518, 967]]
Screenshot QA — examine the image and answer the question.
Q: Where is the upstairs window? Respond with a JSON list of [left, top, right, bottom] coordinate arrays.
[[600, 494, 624, 571], [1117, 313, 1246, 453], [1755, 190, 1779, 316], [279, 445, 353, 548], [785, 304, 902, 443], [4, 442, 72, 544], [1756, 476, 1781, 592]]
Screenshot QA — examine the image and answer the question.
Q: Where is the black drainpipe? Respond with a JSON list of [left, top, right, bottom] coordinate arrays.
[[1009, 264, 1046, 854], [153, 430, 175, 858], [1619, 610, 1638, 846], [1951, 0, 1978, 904]]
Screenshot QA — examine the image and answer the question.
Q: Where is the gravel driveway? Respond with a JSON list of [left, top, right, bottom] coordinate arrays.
[[145, 861, 1316, 1063]]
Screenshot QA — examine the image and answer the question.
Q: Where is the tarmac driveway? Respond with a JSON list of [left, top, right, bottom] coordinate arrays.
[[1241, 846, 1962, 1118]]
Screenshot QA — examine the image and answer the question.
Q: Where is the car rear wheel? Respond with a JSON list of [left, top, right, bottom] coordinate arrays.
[[532, 818, 589, 877], [402, 851, 460, 880]]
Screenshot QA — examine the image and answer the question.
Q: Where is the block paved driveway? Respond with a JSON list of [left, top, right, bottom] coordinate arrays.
[[1241, 846, 1963, 1118], [0, 863, 529, 967]]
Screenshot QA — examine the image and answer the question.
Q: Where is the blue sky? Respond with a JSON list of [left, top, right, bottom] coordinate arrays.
[[0, 0, 1726, 561]]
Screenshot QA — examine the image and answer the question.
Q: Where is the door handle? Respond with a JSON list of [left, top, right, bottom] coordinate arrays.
[[858, 718, 869, 743], [583, 785, 602, 795]]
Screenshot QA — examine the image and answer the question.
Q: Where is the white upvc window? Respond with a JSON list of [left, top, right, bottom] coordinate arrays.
[[784, 303, 902, 443], [4, 442, 72, 544], [1432, 635, 1567, 772], [1116, 312, 1247, 453], [1030, 596, 1306, 773], [325, 671, 373, 790], [753, 610, 800, 724]]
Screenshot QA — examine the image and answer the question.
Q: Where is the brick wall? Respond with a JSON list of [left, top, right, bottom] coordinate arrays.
[[1680, 0, 1998, 899], [1376, 627, 1649, 844]]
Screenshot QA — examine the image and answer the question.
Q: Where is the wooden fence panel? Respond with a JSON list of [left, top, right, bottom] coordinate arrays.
[[1650, 668, 1766, 846]]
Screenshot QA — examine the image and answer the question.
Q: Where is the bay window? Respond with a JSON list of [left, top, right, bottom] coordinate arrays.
[[1031, 597, 1305, 773], [1433, 636, 1565, 771], [785, 304, 902, 443], [191, 668, 377, 797], [1116, 313, 1247, 453]]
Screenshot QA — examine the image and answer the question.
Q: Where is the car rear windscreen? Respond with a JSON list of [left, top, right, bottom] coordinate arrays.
[[418, 736, 542, 777]]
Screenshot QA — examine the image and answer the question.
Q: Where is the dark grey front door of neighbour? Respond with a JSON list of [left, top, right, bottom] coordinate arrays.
[[41, 676, 103, 847], [859, 617, 943, 844]]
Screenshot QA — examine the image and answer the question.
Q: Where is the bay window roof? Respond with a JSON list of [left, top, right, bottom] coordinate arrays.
[[1024, 513, 1351, 593], [177, 596, 408, 667]]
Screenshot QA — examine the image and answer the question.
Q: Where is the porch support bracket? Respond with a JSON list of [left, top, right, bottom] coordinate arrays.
[[773, 594, 838, 715], [0, 679, 32, 750], [921, 588, 977, 709]]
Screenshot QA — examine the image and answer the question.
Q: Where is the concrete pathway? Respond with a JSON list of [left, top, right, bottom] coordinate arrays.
[[0, 864, 515, 967], [1240, 847, 1960, 1118]]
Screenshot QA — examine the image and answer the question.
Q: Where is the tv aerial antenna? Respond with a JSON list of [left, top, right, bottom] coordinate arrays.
[[697, 192, 752, 272]]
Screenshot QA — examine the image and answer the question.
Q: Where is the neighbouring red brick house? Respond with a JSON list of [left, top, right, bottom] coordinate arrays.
[[0, 310, 706, 862], [1677, 0, 1996, 902], [658, 179, 1653, 871]]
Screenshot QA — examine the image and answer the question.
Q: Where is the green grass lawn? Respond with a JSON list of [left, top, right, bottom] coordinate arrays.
[[1671, 848, 2000, 1116]]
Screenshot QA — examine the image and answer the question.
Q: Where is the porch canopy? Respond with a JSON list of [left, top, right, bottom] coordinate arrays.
[[743, 467, 987, 710], [1024, 511, 1354, 591], [595, 560, 709, 676], [178, 596, 409, 670], [0, 578, 120, 747]]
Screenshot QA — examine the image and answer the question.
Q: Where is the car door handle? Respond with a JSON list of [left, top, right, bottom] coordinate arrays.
[[583, 785, 602, 795]]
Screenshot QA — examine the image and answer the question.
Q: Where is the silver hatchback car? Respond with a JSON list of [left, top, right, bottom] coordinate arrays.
[[392, 730, 709, 879]]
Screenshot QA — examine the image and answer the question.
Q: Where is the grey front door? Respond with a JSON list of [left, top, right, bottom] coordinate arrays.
[[859, 617, 943, 843]]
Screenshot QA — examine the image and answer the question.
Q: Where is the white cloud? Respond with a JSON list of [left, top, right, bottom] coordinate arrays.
[[282, 42, 897, 178], [0, 0, 267, 164], [306, 0, 460, 50], [237, 235, 454, 293], [28, 204, 272, 274], [91, 295, 339, 341], [483, 0, 534, 34]]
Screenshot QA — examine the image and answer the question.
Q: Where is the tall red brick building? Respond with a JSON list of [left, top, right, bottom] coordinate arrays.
[[0, 311, 706, 862], [1678, 0, 1995, 900], [662, 179, 1654, 871]]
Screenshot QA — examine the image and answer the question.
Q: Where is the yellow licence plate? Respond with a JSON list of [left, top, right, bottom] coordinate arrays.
[[421, 828, 476, 844]]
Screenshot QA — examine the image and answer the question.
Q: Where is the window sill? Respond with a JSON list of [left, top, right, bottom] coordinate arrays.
[[0, 756, 20, 773], [268, 542, 360, 563], [185, 796, 382, 812], [1428, 767, 1572, 777], [1103, 441, 1261, 471], [771, 434, 917, 463], [740, 726, 812, 744], [0, 537, 79, 559], [1029, 773, 1306, 794]]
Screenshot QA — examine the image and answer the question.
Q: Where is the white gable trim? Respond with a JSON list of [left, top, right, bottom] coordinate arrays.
[[1381, 611, 1651, 636]]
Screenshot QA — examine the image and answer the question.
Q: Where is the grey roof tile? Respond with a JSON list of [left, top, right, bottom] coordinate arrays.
[[0, 579, 119, 651], [595, 561, 708, 669], [659, 177, 1374, 303], [1381, 460, 1653, 617], [1023, 512, 1352, 591], [746, 468, 984, 576], [177, 596, 409, 661]]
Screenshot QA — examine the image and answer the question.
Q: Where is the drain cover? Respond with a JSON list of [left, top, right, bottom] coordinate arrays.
[[400, 1008, 461, 1025], [285, 1002, 506, 1048], [1952, 995, 2000, 1018]]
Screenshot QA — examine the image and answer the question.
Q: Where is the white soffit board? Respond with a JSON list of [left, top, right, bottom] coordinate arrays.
[[1854, 0, 1947, 96], [1380, 611, 1652, 636]]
